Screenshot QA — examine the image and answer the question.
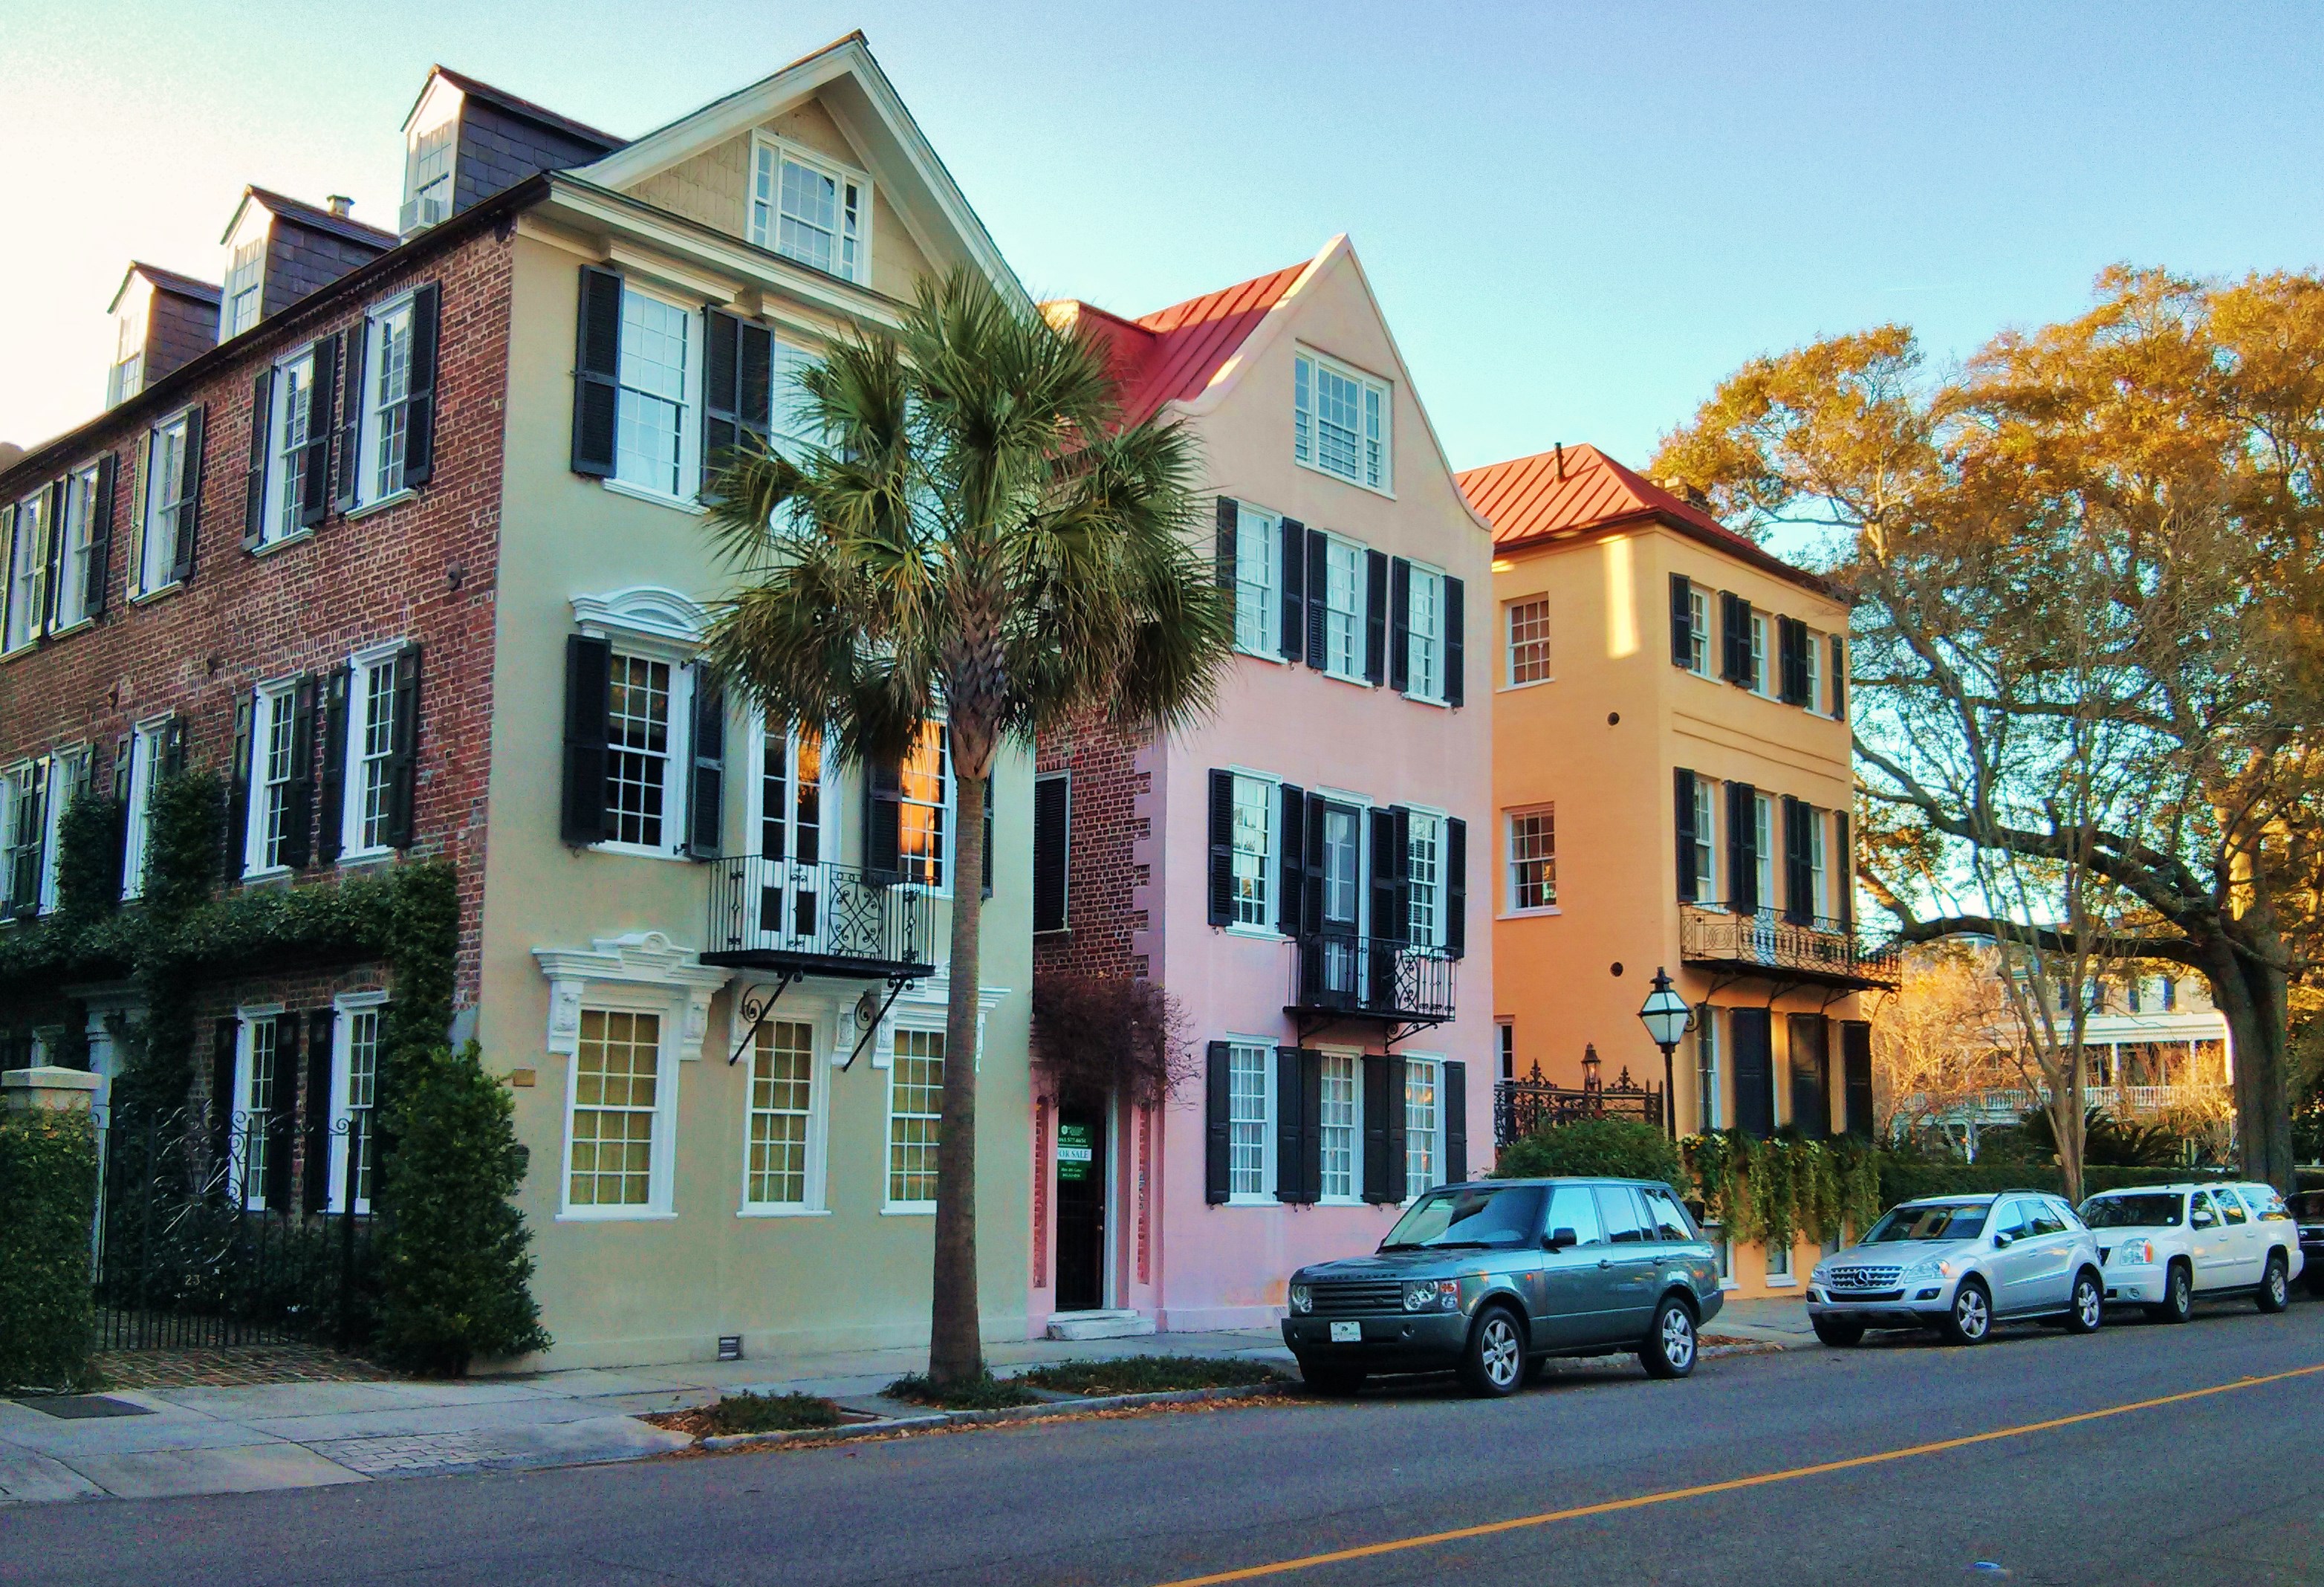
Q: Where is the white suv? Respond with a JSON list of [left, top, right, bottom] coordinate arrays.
[[2080, 1183, 2306, 1322], [1808, 1191, 2105, 1346]]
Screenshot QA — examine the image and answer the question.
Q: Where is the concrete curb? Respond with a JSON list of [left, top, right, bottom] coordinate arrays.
[[696, 1380, 1287, 1452]]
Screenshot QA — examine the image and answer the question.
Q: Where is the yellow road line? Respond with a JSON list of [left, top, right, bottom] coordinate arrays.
[[1152, 1362, 2324, 1587]]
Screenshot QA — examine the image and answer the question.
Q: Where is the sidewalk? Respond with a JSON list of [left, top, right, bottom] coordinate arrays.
[[0, 1303, 1813, 1506]]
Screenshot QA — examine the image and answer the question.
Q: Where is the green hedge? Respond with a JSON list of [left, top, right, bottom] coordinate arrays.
[[1493, 1119, 1684, 1187], [0, 1109, 99, 1391]]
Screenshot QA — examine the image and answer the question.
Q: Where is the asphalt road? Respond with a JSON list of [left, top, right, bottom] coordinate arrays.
[[7, 1299, 2323, 1587]]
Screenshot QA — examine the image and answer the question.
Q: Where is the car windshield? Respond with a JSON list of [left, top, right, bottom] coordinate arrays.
[[1381, 1185, 1546, 1250], [1862, 1201, 1990, 1244], [2080, 1193, 2184, 1229]]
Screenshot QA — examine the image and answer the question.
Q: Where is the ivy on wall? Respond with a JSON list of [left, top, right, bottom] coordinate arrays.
[[1679, 1130, 1883, 1251]]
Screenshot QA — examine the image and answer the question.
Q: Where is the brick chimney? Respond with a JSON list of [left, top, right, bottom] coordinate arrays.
[[325, 195, 355, 218]]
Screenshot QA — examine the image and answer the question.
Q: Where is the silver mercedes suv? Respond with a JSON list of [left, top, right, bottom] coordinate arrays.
[[1808, 1190, 2106, 1346]]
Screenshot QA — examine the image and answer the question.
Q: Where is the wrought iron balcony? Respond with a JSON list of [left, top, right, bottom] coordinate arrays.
[[704, 857, 936, 979], [1680, 903, 1901, 990], [1285, 930, 1456, 1028], [1493, 1062, 1665, 1146]]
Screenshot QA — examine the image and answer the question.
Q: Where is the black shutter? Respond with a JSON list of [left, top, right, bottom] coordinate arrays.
[[334, 322, 367, 511], [1363, 548, 1388, 685], [210, 1018, 239, 1186], [283, 675, 318, 871], [170, 403, 204, 585], [1778, 616, 1808, 704], [1299, 1048, 1324, 1202], [1206, 768, 1235, 926], [687, 671, 724, 860], [400, 282, 441, 489], [560, 635, 611, 844], [242, 369, 272, 550], [1830, 634, 1846, 718], [1443, 1060, 1467, 1182], [1273, 1045, 1308, 1204], [739, 322, 772, 449], [1729, 782, 1757, 914], [106, 735, 132, 885], [1731, 1007, 1773, 1139], [1721, 592, 1750, 684], [1363, 1054, 1393, 1202], [1835, 808, 1853, 935], [1302, 792, 1327, 939], [85, 452, 117, 619], [266, 1014, 299, 1211], [1674, 768, 1698, 903], [40, 478, 66, 633], [571, 265, 623, 477], [1276, 783, 1305, 936], [1304, 530, 1328, 670], [1782, 796, 1810, 924], [299, 334, 339, 527], [1279, 518, 1305, 663], [317, 664, 350, 864], [302, 1008, 336, 1213], [864, 757, 902, 880], [702, 308, 743, 486], [1788, 1013, 1831, 1140], [1444, 817, 1467, 959], [1842, 1020, 1875, 1138], [981, 775, 993, 900], [1214, 497, 1239, 623], [1388, 558, 1411, 692], [227, 691, 253, 878], [1032, 773, 1069, 934], [1444, 575, 1465, 707], [1386, 1054, 1407, 1194], [1368, 807, 1401, 947], [1204, 1041, 1231, 1204], [1669, 573, 1693, 666], [385, 646, 421, 849]]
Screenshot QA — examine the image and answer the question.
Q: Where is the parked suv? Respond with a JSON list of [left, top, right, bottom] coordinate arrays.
[[1807, 1192, 2104, 1346], [2291, 1190, 2324, 1297], [1279, 1178, 1724, 1397], [2081, 1184, 2305, 1320]]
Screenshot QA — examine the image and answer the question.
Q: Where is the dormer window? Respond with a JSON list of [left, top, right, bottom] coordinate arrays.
[[108, 304, 146, 407], [750, 139, 869, 285], [403, 120, 456, 233], [222, 240, 264, 339]]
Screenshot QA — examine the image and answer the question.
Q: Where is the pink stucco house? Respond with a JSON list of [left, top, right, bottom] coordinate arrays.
[[1030, 238, 1496, 1333]]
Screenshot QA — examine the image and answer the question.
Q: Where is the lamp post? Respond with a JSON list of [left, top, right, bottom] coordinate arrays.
[[1637, 967, 1692, 1140]]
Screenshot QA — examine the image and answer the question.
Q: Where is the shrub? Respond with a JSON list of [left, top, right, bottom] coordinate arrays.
[[1019, 1356, 1287, 1395], [705, 1392, 843, 1435], [885, 1370, 1039, 1409], [373, 1042, 549, 1375], [1493, 1117, 1684, 1190], [0, 1109, 100, 1390]]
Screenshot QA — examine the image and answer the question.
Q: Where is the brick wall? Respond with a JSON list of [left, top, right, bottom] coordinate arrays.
[[1033, 710, 1152, 984], [0, 217, 515, 1013]]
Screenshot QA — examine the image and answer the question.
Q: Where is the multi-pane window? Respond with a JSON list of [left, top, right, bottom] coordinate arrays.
[[1687, 587, 1710, 675], [898, 722, 950, 889], [1405, 1057, 1441, 1201], [351, 655, 399, 854], [1507, 597, 1551, 685], [1406, 565, 1445, 700], [1293, 351, 1389, 491], [369, 302, 415, 501], [1227, 1042, 1270, 1198], [1319, 1053, 1357, 1199], [1802, 630, 1823, 715], [1322, 535, 1364, 679], [568, 1009, 661, 1209], [340, 1005, 380, 1213], [55, 462, 101, 629], [752, 143, 868, 284], [1695, 1006, 1721, 1132], [139, 412, 189, 595], [606, 653, 672, 848], [745, 1019, 816, 1207], [1808, 809, 1828, 922], [120, 721, 168, 900], [1230, 774, 1273, 928], [1233, 502, 1278, 654], [1508, 807, 1557, 911], [2, 762, 46, 915], [1749, 614, 1770, 695], [1753, 794, 1775, 912], [109, 305, 145, 407], [267, 349, 314, 543], [615, 290, 693, 497], [238, 1015, 280, 1208], [1691, 778, 1717, 900], [247, 686, 298, 874], [1322, 805, 1360, 928], [223, 240, 264, 339], [405, 120, 455, 224], [5, 488, 48, 650], [759, 722, 822, 863], [888, 1028, 945, 1207], [1408, 811, 1444, 946], [38, 750, 84, 915]]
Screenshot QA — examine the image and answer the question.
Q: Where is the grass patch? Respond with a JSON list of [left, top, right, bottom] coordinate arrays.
[[1018, 1356, 1288, 1397], [884, 1370, 1041, 1410], [703, 1392, 845, 1435]]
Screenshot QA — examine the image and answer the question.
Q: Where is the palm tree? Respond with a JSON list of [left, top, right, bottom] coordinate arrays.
[[701, 269, 1233, 1385]]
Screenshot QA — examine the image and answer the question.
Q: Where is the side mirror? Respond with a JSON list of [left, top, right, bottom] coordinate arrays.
[[1545, 1227, 1578, 1251], [2192, 1212, 2216, 1230], [1992, 1231, 2015, 1249]]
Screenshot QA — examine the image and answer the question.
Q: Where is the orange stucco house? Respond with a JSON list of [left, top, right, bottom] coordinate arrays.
[[1458, 444, 1897, 1298]]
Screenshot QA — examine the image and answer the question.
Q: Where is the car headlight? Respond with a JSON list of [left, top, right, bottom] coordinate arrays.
[[1810, 1266, 1831, 1288], [1900, 1258, 1957, 1284], [1403, 1279, 1461, 1313], [1290, 1285, 1312, 1314], [2111, 1240, 2155, 1267]]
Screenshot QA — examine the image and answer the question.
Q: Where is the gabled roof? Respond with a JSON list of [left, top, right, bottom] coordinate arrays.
[[1458, 443, 1836, 597], [107, 262, 221, 314], [1114, 260, 1310, 422], [221, 186, 397, 251], [415, 64, 624, 152]]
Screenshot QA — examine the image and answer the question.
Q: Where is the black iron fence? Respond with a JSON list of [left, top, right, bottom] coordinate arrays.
[[704, 856, 936, 973], [1288, 932, 1457, 1022], [1494, 1065, 1665, 1146], [1680, 903, 1902, 988], [93, 1103, 377, 1352]]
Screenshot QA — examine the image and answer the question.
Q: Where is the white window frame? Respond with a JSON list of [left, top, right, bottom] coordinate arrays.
[[883, 1022, 947, 1213], [1233, 501, 1281, 657], [609, 282, 701, 506], [136, 409, 192, 599], [5, 487, 51, 652], [595, 645, 694, 860], [1695, 1005, 1721, 1132], [558, 997, 682, 1220], [1319, 531, 1366, 681], [232, 1005, 287, 1210], [1225, 1036, 1275, 1204], [1293, 347, 1392, 494], [749, 134, 874, 287], [1505, 595, 1551, 688], [1765, 1239, 1794, 1282], [1497, 1019, 1516, 1083], [895, 719, 956, 895], [1406, 562, 1447, 703], [326, 990, 387, 1215], [261, 344, 317, 548], [1802, 627, 1824, 715], [737, 1004, 831, 1216], [0, 759, 46, 917], [1808, 808, 1828, 922], [53, 461, 102, 631], [352, 292, 418, 513], [404, 118, 456, 226], [1403, 1053, 1444, 1202], [1687, 587, 1711, 676], [1691, 776, 1718, 902], [1227, 770, 1278, 934], [1317, 1047, 1363, 1204], [242, 678, 300, 878], [222, 238, 265, 340], [1749, 613, 1770, 697], [1505, 804, 1557, 915], [339, 640, 407, 861], [120, 718, 170, 900], [1316, 791, 1369, 935], [37, 747, 85, 915], [1406, 805, 1448, 948], [1753, 793, 1775, 913]]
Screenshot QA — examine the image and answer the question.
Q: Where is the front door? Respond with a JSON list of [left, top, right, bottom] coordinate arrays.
[[1054, 1106, 1109, 1313]]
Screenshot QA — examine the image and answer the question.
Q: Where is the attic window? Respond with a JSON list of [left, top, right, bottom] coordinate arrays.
[[403, 120, 457, 233], [223, 240, 264, 339], [750, 139, 868, 285], [1294, 349, 1390, 493]]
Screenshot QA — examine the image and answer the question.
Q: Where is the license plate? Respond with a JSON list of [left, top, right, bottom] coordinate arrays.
[[1329, 1321, 1361, 1343]]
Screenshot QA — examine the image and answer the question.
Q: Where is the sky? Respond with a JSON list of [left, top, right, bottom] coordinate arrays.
[[2, 1, 2320, 476]]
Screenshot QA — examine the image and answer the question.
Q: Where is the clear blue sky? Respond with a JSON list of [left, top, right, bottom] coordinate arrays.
[[3, 1, 2319, 473]]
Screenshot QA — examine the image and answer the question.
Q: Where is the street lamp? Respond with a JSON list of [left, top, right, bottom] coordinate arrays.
[[1636, 967, 1692, 1140]]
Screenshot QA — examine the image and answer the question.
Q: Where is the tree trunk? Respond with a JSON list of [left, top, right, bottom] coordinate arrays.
[[2209, 931, 2296, 1190], [926, 753, 988, 1386]]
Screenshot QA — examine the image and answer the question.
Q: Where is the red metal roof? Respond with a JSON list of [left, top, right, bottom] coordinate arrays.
[[1458, 443, 1834, 597], [1045, 257, 1311, 424]]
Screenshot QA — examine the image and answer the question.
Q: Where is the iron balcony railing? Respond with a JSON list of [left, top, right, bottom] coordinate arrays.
[[1680, 903, 1902, 989], [1287, 930, 1456, 1024], [704, 857, 937, 977], [1493, 1065, 1665, 1146]]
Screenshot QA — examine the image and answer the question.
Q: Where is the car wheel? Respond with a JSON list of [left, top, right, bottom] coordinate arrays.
[[1640, 1295, 1698, 1380], [2065, 1268, 2104, 1334], [1941, 1277, 1993, 1346], [1295, 1357, 1366, 1396], [1811, 1315, 1864, 1348], [2258, 1252, 2291, 1314], [1458, 1305, 1527, 1398], [2145, 1261, 2193, 1325]]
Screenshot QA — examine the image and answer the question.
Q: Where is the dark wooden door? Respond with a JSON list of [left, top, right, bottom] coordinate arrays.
[[1054, 1106, 1108, 1312]]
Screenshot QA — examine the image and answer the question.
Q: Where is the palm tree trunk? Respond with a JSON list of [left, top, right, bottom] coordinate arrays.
[[927, 753, 987, 1386]]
